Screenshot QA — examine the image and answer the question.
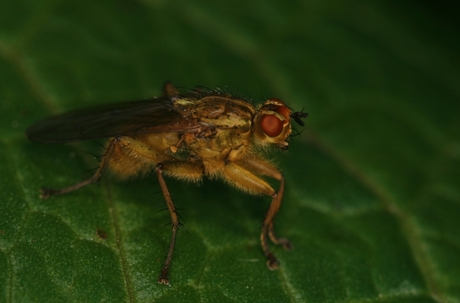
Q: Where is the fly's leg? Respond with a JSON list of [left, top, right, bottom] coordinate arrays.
[[40, 138, 118, 199], [265, 178, 292, 251], [154, 164, 181, 285], [259, 176, 291, 269], [223, 159, 292, 270], [150, 160, 203, 285], [234, 158, 293, 250], [268, 220, 292, 250]]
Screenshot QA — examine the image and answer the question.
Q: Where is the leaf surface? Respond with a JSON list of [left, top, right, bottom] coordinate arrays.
[[0, 1, 459, 302]]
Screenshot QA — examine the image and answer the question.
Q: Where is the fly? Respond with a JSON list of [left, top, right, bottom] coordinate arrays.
[[26, 82, 308, 285]]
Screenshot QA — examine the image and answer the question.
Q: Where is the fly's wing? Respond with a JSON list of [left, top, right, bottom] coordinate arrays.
[[26, 97, 198, 143]]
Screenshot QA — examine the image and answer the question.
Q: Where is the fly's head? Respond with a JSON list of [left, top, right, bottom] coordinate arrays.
[[253, 98, 308, 150]]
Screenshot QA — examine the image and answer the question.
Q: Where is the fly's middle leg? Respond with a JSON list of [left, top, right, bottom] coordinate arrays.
[[154, 161, 203, 285], [155, 164, 179, 285]]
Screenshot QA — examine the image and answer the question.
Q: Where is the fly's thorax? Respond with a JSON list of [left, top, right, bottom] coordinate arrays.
[[253, 98, 293, 149], [180, 96, 255, 160], [191, 96, 255, 130], [184, 125, 252, 163]]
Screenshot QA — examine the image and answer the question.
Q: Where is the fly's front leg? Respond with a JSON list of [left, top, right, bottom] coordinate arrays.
[[260, 176, 292, 269], [40, 138, 118, 199], [223, 159, 292, 270], [241, 158, 292, 252]]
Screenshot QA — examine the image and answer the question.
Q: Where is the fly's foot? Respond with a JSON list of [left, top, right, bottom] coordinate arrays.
[[268, 231, 293, 251], [157, 277, 170, 285], [266, 252, 280, 270], [158, 270, 171, 286], [276, 238, 293, 251], [40, 187, 58, 199]]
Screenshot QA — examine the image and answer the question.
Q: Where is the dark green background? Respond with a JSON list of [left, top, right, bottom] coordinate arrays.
[[1, 1, 459, 302]]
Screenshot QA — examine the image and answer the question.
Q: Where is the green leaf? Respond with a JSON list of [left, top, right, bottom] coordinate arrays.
[[1, 1, 459, 302]]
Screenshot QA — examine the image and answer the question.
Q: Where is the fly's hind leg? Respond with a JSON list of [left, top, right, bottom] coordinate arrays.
[[40, 138, 118, 199]]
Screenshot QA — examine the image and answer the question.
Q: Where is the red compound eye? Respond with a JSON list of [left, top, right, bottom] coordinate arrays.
[[261, 115, 283, 137]]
